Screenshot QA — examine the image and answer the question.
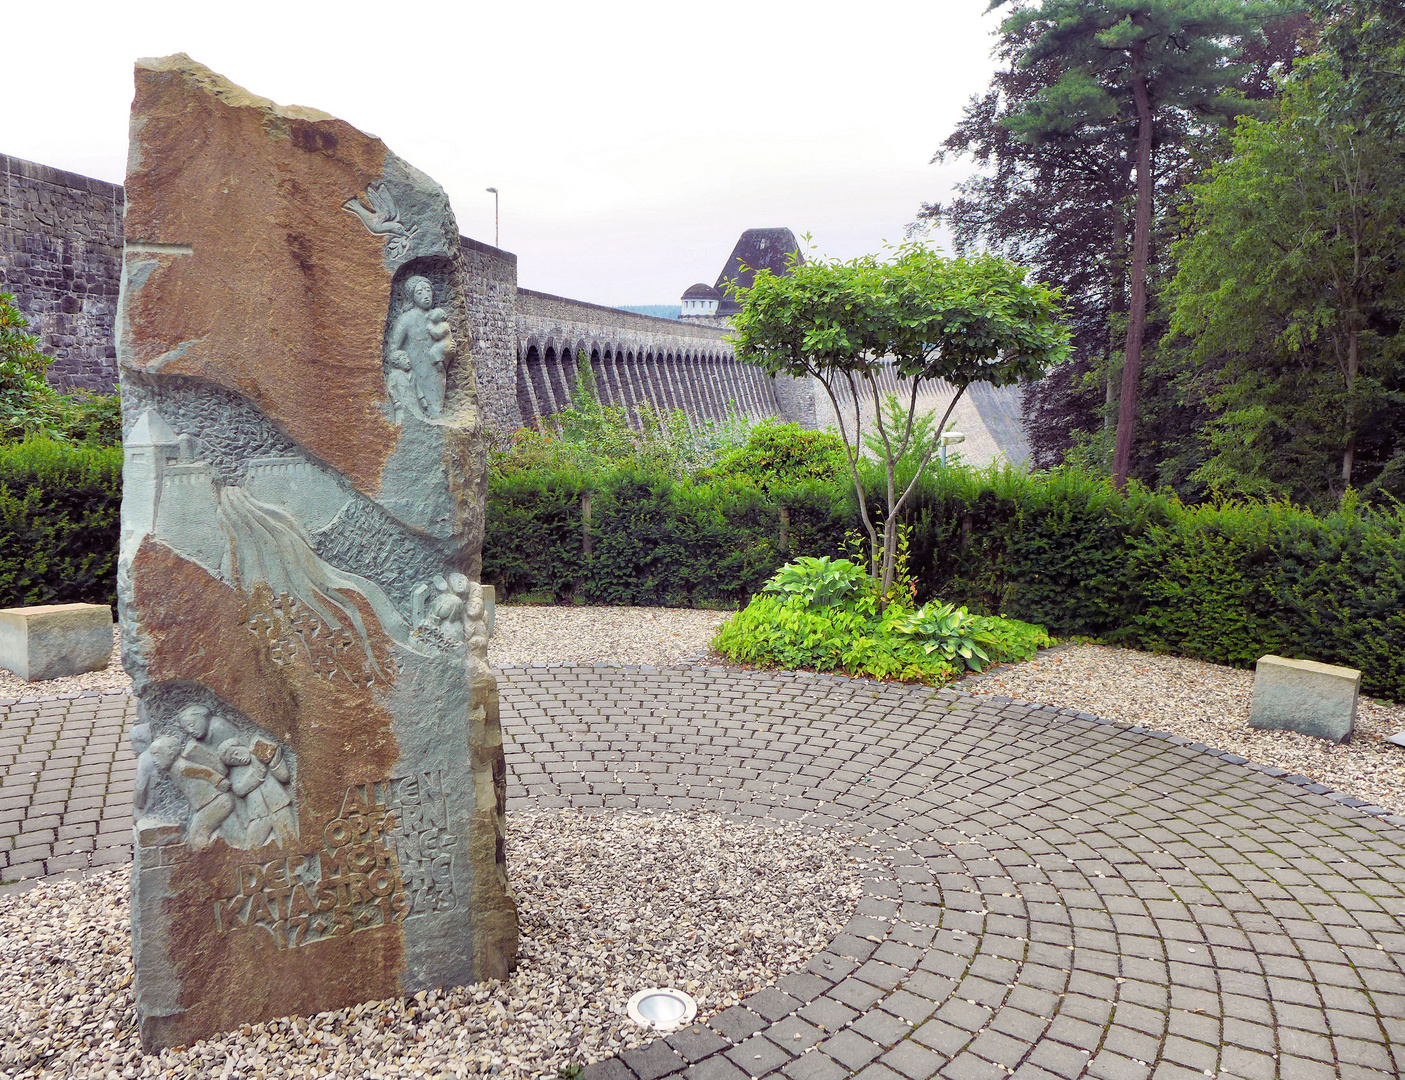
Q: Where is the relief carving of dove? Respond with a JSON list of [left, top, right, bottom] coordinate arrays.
[[342, 183, 418, 259]]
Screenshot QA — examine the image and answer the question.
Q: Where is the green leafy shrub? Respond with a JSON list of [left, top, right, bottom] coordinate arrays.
[[0, 294, 120, 446], [714, 593, 961, 683], [707, 420, 846, 489], [485, 455, 1405, 700], [0, 438, 122, 608], [713, 557, 1054, 685], [887, 600, 992, 668], [763, 556, 868, 607], [492, 362, 748, 481]]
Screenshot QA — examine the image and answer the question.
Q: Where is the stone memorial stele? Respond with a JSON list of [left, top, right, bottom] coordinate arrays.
[[118, 55, 517, 1051]]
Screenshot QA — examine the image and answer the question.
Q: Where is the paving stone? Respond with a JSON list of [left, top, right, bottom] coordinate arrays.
[[798, 997, 859, 1033], [879, 1041, 945, 1080], [850, 1008, 912, 1047], [667, 1026, 732, 1063], [831, 978, 887, 1012], [623, 1041, 689, 1080], [766, 1017, 826, 1054], [683, 1056, 748, 1080], [710, 1007, 767, 1043], [7, 668, 1405, 1078], [726, 1034, 792, 1075], [781, 1052, 850, 1080], [747, 988, 803, 1022], [818, 1030, 883, 1070]]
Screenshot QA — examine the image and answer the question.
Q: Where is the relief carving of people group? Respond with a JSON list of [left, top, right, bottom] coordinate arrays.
[[133, 703, 297, 851], [411, 572, 489, 655]]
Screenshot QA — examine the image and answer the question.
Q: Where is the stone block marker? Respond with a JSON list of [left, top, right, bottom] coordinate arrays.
[[118, 55, 517, 1051], [0, 603, 112, 680], [1248, 654, 1360, 743]]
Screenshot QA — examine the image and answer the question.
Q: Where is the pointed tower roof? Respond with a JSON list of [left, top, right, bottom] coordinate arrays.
[[714, 228, 804, 315], [127, 408, 180, 448]]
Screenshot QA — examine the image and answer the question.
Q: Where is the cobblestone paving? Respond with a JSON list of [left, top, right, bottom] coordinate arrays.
[[4, 667, 1405, 1080], [0, 693, 135, 884]]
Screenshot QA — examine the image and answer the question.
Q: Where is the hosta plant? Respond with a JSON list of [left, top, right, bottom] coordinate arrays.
[[716, 557, 1053, 685]]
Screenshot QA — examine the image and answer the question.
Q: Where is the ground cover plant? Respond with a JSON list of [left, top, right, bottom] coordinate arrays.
[[713, 554, 1052, 684]]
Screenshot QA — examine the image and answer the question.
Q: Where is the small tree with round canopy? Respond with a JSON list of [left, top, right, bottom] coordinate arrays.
[[729, 245, 1070, 610]]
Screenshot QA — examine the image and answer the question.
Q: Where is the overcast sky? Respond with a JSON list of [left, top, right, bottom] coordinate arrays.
[[8, 1, 1003, 306]]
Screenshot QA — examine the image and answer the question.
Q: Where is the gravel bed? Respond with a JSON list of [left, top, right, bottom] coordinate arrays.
[[956, 642, 1405, 817], [487, 605, 729, 668], [0, 809, 876, 1079]]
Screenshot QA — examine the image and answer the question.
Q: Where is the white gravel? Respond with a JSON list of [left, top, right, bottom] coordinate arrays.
[[0, 810, 876, 1079], [487, 605, 729, 668], [0, 607, 731, 704], [957, 643, 1405, 817]]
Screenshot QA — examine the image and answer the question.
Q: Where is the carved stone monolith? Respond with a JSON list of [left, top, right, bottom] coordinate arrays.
[[118, 55, 517, 1051]]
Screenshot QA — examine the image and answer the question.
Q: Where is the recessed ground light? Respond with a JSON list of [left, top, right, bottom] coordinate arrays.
[[626, 988, 697, 1032]]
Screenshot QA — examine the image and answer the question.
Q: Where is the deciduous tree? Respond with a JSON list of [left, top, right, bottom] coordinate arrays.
[[730, 247, 1070, 607], [1168, 62, 1405, 505]]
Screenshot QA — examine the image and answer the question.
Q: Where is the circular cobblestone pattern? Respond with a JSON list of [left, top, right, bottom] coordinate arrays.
[[501, 665, 1405, 1080]]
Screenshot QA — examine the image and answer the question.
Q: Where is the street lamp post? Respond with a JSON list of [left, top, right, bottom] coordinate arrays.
[[485, 187, 499, 248]]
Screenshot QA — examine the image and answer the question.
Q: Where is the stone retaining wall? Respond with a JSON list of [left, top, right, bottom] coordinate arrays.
[[0, 153, 122, 391], [0, 152, 803, 431]]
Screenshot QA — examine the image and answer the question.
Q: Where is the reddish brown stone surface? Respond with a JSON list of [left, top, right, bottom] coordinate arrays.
[[122, 55, 396, 496], [119, 56, 516, 1051]]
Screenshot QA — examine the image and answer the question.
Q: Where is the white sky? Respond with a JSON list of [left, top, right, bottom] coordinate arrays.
[[7, 1, 1002, 306]]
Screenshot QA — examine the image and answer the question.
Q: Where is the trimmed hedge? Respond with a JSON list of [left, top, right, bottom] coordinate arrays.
[[8, 437, 1403, 700], [0, 439, 122, 609], [484, 462, 1405, 700]]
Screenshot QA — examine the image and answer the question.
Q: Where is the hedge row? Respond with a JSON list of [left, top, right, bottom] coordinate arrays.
[[484, 463, 1405, 700], [5, 438, 1402, 701], [0, 439, 122, 610]]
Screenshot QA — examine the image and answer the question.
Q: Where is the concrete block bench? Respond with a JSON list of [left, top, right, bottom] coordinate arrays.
[[1249, 654, 1360, 743], [0, 603, 113, 681]]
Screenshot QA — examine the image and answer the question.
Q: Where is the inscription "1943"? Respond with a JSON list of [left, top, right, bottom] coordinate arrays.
[[214, 771, 457, 949]]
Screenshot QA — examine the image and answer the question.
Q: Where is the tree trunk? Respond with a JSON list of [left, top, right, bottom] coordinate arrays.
[[1342, 329, 1359, 490], [1105, 196, 1129, 435], [1112, 52, 1154, 491]]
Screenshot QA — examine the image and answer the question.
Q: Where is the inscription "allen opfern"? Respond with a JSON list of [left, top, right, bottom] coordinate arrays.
[[214, 771, 457, 949]]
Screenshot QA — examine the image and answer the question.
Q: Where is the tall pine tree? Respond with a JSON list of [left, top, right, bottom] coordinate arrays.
[[991, 0, 1287, 488]]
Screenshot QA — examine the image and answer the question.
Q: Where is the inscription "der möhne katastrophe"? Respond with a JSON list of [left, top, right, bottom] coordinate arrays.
[[214, 771, 457, 949]]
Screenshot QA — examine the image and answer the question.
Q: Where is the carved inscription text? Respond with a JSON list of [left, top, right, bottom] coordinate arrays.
[[213, 771, 457, 949]]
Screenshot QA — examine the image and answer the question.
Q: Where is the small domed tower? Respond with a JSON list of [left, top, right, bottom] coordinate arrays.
[[679, 282, 721, 320]]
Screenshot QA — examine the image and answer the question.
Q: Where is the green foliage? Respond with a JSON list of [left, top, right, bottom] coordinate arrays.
[[730, 243, 1070, 606], [762, 556, 869, 608], [0, 294, 121, 446], [1168, 61, 1405, 508], [0, 438, 122, 608], [487, 455, 1405, 700], [886, 600, 992, 668], [713, 594, 962, 684], [968, 613, 1056, 666], [715, 556, 1054, 684], [707, 419, 846, 489], [492, 359, 747, 481], [861, 393, 947, 474]]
